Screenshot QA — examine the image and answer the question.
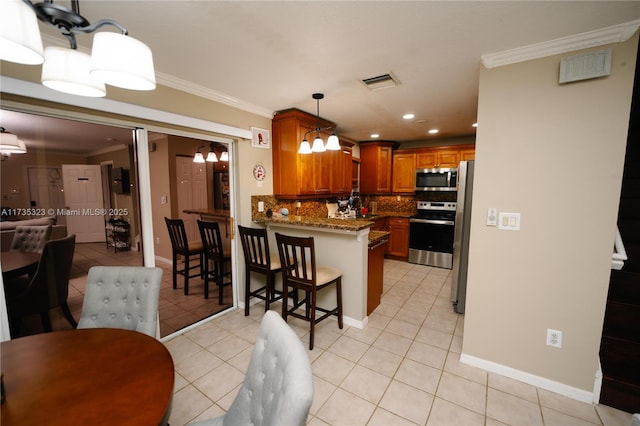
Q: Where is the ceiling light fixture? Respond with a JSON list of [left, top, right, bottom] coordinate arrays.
[[403, 113, 415, 120], [0, 0, 155, 97], [194, 142, 228, 163], [0, 127, 27, 160], [299, 93, 340, 154], [428, 129, 439, 135]]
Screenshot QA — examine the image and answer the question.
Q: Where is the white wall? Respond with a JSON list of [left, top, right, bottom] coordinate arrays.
[[462, 34, 638, 397]]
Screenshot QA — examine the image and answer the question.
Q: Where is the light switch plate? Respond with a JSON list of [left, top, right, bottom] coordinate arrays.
[[498, 212, 520, 231]]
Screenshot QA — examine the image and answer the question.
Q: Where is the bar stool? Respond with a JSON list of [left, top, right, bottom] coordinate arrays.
[[275, 232, 343, 350], [164, 217, 204, 295], [237, 225, 284, 316], [197, 220, 232, 303]]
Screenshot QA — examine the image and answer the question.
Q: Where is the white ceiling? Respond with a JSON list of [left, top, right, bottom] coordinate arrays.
[[2, 1, 640, 153]]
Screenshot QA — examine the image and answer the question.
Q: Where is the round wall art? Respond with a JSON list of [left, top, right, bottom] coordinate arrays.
[[253, 163, 266, 181]]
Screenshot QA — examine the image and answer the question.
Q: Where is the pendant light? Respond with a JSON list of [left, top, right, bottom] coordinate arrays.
[[194, 142, 229, 163], [298, 93, 340, 154], [0, 0, 155, 97]]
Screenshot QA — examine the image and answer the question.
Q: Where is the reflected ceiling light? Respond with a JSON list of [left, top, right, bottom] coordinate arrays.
[[299, 93, 340, 154], [206, 148, 218, 163], [193, 149, 205, 164], [194, 142, 228, 163], [0, 0, 155, 97], [0, 127, 27, 160]]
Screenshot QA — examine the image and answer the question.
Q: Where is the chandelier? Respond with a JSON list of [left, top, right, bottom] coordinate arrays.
[[298, 93, 341, 154], [194, 142, 229, 163], [0, 0, 155, 97]]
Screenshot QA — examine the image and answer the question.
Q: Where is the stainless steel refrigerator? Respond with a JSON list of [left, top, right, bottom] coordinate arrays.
[[451, 160, 474, 314]]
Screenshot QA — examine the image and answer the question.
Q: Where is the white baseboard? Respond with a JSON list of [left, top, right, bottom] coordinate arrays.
[[154, 256, 172, 265], [460, 352, 595, 404]]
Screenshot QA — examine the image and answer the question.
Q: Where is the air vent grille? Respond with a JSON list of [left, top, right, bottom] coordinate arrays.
[[362, 73, 399, 90]]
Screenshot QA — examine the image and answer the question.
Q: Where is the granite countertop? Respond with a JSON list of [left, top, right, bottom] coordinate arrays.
[[183, 209, 230, 218], [368, 230, 391, 246]]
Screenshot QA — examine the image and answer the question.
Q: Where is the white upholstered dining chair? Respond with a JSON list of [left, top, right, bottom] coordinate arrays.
[[189, 311, 314, 426], [77, 266, 163, 338]]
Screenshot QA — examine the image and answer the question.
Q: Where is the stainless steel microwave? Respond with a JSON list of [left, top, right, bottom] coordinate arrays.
[[415, 167, 457, 191]]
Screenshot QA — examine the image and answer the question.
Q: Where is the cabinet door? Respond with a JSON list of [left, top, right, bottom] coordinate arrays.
[[360, 142, 394, 194], [392, 153, 416, 193], [371, 217, 387, 231], [376, 145, 393, 193], [416, 151, 437, 168], [331, 146, 352, 194], [387, 217, 409, 258], [460, 149, 475, 162], [313, 151, 332, 195], [437, 150, 460, 168]]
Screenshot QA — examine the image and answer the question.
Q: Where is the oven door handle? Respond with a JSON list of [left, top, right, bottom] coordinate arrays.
[[410, 218, 455, 226]]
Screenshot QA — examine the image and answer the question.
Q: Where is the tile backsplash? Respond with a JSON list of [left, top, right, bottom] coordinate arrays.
[[250, 194, 421, 219]]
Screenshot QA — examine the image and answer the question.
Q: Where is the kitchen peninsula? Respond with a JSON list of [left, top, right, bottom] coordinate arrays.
[[252, 214, 389, 328]]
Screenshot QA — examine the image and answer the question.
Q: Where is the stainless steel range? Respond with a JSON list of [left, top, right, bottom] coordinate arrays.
[[408, 201, 456, 269]]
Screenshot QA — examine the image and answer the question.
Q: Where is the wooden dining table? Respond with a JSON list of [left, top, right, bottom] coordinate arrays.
[[1, 328, 175, 426], [0, 251, 40, 281]]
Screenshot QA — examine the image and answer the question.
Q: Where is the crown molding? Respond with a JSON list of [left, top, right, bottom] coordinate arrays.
[[481, 19, 640, 69], [155, 73, 273, 119]]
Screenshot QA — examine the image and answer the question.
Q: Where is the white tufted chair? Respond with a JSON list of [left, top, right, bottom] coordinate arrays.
[[10, 225, 52, 253], [77, 266, 162, 338], [189, 311, 314, 426]]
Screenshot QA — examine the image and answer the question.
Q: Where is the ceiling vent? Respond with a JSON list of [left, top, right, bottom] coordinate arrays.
[[361, 73, 399, 90]]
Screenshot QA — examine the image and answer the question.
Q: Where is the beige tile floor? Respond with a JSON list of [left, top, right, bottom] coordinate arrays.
[[166, 259, 633, 426]]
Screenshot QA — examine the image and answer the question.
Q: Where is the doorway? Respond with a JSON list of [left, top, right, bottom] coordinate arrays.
[[1, 109, 236, 338]]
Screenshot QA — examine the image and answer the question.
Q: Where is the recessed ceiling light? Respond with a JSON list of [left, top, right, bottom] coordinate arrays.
[[403, 113, 415, 120], [472, 123, 478, 128], [370, 133, 380, 138], [428, 129, 439, 134]]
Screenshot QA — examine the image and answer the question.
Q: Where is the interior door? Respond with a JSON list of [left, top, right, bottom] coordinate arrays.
[[61, 164, 106, 243], [27, 167, 66, 225], [175, 156, 207, 242]]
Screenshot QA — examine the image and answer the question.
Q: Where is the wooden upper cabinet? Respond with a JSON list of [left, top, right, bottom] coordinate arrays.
[[416, 148, 460, 168], [332, 143, 353, 194], [460, 148, 476, 162], [360, 141, 396, 194], [272, 108, 342, 198], [415, 144, 474, 168], [392, 152, 416, 193]]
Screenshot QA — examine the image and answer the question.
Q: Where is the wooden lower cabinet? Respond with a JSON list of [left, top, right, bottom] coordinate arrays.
[[367, 239, 386, 314], [387, 217, 409, 258]]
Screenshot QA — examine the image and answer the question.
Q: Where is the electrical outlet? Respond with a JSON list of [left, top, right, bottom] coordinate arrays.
[[155, 237, 160, 245], [258, 201, 264, 212], [397, 195, 401, 201], [296, 201, 301, 208], [546, 328, 562, 348]]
